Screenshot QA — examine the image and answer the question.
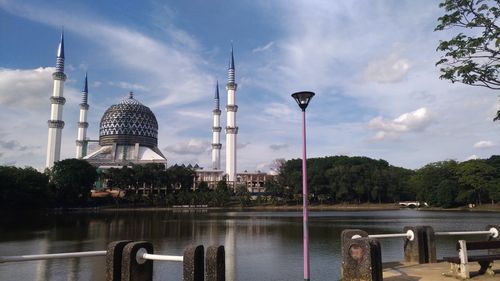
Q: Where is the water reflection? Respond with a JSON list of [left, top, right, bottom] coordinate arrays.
[[0, 210, 498, 281]]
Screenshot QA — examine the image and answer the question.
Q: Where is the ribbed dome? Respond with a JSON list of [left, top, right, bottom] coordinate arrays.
[[99, 93, 158, 147]]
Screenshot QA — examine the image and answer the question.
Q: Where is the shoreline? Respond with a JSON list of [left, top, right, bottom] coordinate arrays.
[[93, 202, 500, 213], [4, 203, 500, 213]]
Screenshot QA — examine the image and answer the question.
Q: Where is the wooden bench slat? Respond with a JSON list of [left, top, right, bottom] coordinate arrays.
[[467, 254, 500, 262], [463, 240, 500, 251]]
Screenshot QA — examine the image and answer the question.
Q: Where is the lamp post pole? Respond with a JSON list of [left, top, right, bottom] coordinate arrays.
[[291, 91, 315, 281]]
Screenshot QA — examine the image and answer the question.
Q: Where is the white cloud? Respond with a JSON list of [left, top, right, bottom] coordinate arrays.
[[264, 103, 293, 119], [164, 139, 210, 155], [252, 41, 274, 53], [269, 144, 288, 151], [363, 54, 411, 83], [108, 81, 149, 91], [474, 140, 496, 149], [176, 110, 210, 120], [465, 154, 479, 161], [0, 0, 212, 108], [0, 67, 53, 109], [368, 107, 432, 140]]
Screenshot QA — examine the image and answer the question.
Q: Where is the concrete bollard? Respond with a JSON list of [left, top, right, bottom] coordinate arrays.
[[205, 245, 225, 281], [106, 240, 133, 281], [341, 229, 369, 261], [403, 226, 424, 264], [422, 225, 436, 263], [121, 241, 154, 281], [183, 245, 204, 281], [404, 226, 436, 264], [341, 229, 382, 281]]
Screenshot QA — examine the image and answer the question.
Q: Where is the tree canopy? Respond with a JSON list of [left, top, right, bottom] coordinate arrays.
[[435, 0, 500, 90], [50, 159, 98, 206]]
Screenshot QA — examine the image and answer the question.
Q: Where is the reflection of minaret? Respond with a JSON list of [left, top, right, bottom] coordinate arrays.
[[225, 45, 238, 183], [46, 31, 67, 168], [76, 73, 89, 158], [225, 220, 236, 281], [212, 81, 222, 170], [35, 235, 49, 281]]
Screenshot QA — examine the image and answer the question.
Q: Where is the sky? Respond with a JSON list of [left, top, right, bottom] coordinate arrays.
[[0, 0, 499, 172]]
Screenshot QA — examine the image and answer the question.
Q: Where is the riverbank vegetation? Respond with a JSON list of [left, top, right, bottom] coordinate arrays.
[[1, 156, 500, 210]]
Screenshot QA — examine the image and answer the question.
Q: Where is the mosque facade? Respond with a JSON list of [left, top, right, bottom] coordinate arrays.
[[44, 32, 270, 192]]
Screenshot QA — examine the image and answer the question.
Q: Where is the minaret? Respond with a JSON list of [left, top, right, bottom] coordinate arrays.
[[225, 45, 238, 183], [46, 32, 66, 168], [76, 73, 89, 158], [211, 81, 222, 170]]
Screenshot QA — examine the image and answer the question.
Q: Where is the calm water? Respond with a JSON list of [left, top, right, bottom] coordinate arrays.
[[0, 209, 498, 281]]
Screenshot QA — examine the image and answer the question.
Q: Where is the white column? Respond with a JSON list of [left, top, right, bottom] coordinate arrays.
[[46, 74, 66, 168], [212, 109, 222, 170], [75, 104, 88, 158]]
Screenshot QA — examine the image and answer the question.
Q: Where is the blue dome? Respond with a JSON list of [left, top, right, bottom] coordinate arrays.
[[99, 93, 158, 147]]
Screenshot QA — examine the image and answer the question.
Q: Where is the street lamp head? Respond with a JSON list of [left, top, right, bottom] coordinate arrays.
[[291, 91, 315, 111]]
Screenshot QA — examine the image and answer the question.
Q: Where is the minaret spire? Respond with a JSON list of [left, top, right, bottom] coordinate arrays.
[[56, 31, 65, 73], [225, 44, 238, 185], [46, 30, 67, 168], [212, 81, 222, 170], [214, 80, 220, 110], [228, 44, 235, 83], [76, 73, 90, 159]]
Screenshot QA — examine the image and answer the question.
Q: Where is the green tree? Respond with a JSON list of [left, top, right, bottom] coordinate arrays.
[[235, 185, 251, 206], [50, 159, 97, 207], [435, 0, 500, 90], [408, 160, 459, 207], [456, 159, 495, 205], [0, 166, 53, 209], [212, 179, 231, 206], [168, 165, 195, 190]]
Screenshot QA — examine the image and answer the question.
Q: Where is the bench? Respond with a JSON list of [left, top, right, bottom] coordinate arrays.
[[443, 240, 500, 279]]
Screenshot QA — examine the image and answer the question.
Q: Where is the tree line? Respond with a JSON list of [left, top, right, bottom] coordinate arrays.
[[1, 155, 500, 209], [272, 155, 500, 208]]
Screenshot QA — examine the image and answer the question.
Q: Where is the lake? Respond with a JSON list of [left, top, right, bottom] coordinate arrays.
[[0, 209, 498, 281]]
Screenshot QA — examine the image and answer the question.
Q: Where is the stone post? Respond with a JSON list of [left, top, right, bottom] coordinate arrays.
[[121, 241, 154, 281], [341, 229, 382, 281], [205, 245, 225, 281], [404, 226, 431, 264], [106, 240, 132, 281], [183, 245, 204, 281], [422, 225, 436, 263]]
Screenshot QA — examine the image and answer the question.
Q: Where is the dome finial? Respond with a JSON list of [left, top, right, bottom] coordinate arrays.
[[129, 91, 134, 99]]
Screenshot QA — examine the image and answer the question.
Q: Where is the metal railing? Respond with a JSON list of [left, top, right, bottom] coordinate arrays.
[[0, 251, 106, 263], [351, 227, 499, 242], [352, 229, 415, 241], [135, 248, 183, 264], [435, 227, 498, 238], [0, 250, 184, 264]]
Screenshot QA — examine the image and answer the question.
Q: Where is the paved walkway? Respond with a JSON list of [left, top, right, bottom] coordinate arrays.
[[383, 261, 500, 281]]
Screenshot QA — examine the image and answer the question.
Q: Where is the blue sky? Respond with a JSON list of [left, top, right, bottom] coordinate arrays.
[[0, 0, 499, 172]]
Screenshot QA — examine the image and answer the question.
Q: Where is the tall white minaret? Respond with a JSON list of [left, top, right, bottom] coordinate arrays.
[[76, 73, 89, 158], [46, 32, 66, 168], [212, 81, 222, 170], [225, 46, 238, 183]]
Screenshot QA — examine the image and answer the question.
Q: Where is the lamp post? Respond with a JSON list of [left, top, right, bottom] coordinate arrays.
[[291, 91, 315, 281]]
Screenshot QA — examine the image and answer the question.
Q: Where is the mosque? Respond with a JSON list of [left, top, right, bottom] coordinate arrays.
[[45, 32, 270, 191]]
